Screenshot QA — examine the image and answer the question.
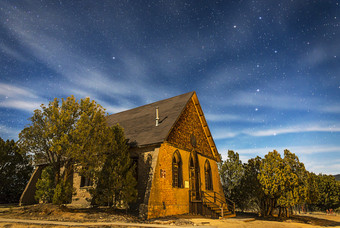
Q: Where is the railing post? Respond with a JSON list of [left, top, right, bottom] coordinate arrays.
[[221, 203, 224, 218], [214, 192, 216, 203]]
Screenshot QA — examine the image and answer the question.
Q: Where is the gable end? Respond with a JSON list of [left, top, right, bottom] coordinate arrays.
[[165, 93, 220, 161]]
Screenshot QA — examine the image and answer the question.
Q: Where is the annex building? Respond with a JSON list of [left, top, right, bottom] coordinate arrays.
[[20, 91, 235, 219]]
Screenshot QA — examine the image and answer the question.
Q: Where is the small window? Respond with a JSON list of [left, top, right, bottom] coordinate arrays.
[[80, 175, 93, 187], [205, 160, 213, 190], [172, 150, 183, 188]]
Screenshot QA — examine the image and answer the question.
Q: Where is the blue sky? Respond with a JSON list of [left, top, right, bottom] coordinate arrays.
[[0, 1, 339, 174]]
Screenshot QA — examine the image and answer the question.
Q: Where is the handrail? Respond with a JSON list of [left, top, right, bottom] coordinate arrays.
[[212, 191, 235, 215], [202, 191, 224, 205], [201, 191, 236, 216]]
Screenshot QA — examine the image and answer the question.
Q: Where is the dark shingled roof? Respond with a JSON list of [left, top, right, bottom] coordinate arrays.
[[106, 92, 194, 147]]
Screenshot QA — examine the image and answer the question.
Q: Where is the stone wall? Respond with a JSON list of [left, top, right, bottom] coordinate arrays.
[[146, 142, 225, 219], [70, 166, 92, 207], [147, 143, 190, 218], [167, 98, 215, 160], [146, 97, 225, 219]]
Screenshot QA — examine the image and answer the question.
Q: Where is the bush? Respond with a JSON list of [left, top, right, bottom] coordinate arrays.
[[35, 166, 55, 203]]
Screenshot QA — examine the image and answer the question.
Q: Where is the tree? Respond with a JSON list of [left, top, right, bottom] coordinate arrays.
[[305, 171, 320, 211], [219, 150, 245, 209], [19, 96, 108, 204], [92, 125, 137, 208], [315, 174, 340, 210], [276, 150, 308, 217], [241, 156, 264, 212], [35, 166, 54, 203], [0, 138, 33, 203], [257, 150, 285, 216], [19, 95, 137, 207]]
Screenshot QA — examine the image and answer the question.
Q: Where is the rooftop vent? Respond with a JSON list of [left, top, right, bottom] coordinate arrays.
[[155, 106, 159, 126]]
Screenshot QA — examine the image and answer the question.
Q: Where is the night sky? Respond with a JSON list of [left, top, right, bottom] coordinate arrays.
[[1, 1, 339, 174]]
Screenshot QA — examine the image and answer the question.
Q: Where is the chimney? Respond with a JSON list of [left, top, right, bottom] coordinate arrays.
[[155, 106, 159, 126]]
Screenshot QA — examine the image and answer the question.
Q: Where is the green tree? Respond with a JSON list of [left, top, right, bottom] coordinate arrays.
[[19, 96, 109, 204], [276, 150, 308, 217], [0, 138, 33, 203], [305, 171, 320, 211], [92, 125, 137, 208], [35, 166, 54, 203], [19, 96, 137, 207], [316, 174, 340, 210], [257, 150, 285, 216], [219, 150, 245, 209], [240, 156, 264, 212]]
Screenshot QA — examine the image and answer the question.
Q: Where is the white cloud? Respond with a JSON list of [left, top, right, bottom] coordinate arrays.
[[210, 122, 340, 140], [203, 86, 340, 114], [211, 129, 239, 140], [0, 83, 37, 98], [205, 113, 242, 122], [0, 83, 44, 112], [322, 105, 340, 113], [246, 124, 340, 137], [305, 161, 340, 175], [0, 100, 42, 112], [233, 145, 340, 156]]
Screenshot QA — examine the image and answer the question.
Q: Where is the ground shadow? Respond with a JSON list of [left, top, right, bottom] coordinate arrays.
[[237, 212, 340, 227]]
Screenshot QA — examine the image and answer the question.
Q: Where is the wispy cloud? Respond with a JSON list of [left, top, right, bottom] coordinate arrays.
[[233, 145, 340, 156], [210, 90, 340, 114], [0, 44, 31, 63], [211, 122, 340, 140], [0, 83, 44, 112], [0, 83, 37, 98], [211, 128, 239, 140], [206, 113, 245, 122], [245, 124, 340, 137], [1, 3, 162, 104], [0, 100, 42, 112]]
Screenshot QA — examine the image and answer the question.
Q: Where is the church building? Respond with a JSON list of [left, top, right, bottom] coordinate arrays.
[[20, 91, 235, 219]]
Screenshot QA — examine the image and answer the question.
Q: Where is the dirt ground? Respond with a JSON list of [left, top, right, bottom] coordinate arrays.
[[0, 204, 339, 227]]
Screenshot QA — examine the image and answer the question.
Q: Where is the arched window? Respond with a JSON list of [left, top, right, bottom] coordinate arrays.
[[204, 160, 213, 190], [172, 150, 183, 188]]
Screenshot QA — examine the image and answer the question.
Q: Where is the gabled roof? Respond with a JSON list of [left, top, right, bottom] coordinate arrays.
[[106, 92, 194, 147]]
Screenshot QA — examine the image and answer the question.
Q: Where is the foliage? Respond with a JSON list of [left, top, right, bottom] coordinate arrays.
[[91, 125, 137, 208], [315, 174, 340, 210], [52, 180, 73, 205], [219, 149, 337, 217], [219, 150, 245, 210], [35, 166, 55, 203], [20, 95, 137, 207], [19, 96, 108, 204], [0, 138, 33, 203], [240, 156, 264, 212]]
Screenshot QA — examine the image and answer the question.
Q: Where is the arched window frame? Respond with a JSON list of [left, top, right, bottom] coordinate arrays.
[[204, 159, 213, 190], [172, 150, 183, 188]]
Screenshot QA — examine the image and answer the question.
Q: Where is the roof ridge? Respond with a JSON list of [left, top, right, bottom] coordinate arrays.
[[105, 91, 195, 147], [107, 91, 194, 117]]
